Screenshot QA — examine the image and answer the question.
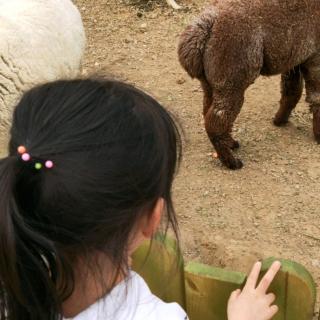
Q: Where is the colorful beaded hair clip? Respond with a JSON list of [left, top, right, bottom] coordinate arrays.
[[17, 145, 54, 170]]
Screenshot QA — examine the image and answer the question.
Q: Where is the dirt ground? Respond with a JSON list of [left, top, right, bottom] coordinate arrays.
[[75, 0, 319, 314]]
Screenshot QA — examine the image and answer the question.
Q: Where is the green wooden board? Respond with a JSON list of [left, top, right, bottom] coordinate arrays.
[[261, 258, 317, 320], [132, 236, 317, 320], [185, 262, 245, 320], [132, 237, 186, 308]]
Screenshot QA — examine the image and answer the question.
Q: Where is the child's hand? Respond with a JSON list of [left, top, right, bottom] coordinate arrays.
[[227, 261, 281, 320]]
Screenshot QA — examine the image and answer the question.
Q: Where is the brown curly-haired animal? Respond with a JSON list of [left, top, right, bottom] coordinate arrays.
[[178, 0, 320, 169]]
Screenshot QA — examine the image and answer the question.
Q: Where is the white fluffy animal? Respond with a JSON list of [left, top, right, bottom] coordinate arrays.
[[0, 0, 86, 137]]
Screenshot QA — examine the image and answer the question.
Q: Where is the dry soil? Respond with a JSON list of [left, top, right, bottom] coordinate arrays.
[[74, 0, 319, 314]]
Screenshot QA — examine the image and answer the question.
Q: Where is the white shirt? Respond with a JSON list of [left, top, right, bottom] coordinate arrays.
[[63, 271, 188, 320]]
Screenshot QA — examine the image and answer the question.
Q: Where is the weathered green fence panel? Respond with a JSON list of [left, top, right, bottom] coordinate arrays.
[[132, 237, 186, 308], [261, 258, 316, 320], [185, 262, 245, 320], [132, 236, 317, 320]]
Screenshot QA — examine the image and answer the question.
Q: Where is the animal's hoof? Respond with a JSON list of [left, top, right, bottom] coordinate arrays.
[[230, 159, 243, 170], [228, 158, 243, 170], [231, 140, 240, 150], [314, 134, 320, 144], [273, 117, 288, 127]]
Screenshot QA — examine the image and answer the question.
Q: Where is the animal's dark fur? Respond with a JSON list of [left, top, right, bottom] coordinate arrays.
[[178, 0, 320, 169]]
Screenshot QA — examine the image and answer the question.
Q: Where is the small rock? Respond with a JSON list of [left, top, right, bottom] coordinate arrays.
[[176, 78, 186, 85], [140, 23, 147, 32]]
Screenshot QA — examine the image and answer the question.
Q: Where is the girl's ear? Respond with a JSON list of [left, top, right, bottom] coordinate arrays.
[[142, 198, 164, 238]]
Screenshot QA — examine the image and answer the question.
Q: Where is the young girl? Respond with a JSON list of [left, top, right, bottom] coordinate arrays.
[[0, 78, 281, 320]]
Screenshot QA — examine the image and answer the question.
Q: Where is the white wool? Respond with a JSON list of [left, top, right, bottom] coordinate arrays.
[[0, 0, 86, 132]]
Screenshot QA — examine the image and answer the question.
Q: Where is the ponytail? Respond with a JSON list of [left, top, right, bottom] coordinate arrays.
[[0, 78, 182, 319], [0, 157, 21, 319], [0, 157, 69, 320]]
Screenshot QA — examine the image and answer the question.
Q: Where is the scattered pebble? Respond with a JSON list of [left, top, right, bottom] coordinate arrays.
[[176, 78, 186, 85], [140, 23, 147, 32]]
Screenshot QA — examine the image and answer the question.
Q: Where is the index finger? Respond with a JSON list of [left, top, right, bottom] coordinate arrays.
[[244, 261, 262, 291], [257, 261, 281, 294]]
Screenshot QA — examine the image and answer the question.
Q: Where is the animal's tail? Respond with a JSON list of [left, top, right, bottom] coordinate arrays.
[[178, 8, 216, 79]]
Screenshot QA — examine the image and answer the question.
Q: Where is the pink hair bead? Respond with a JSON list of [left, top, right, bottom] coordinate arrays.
[[45, 160, 54, 169], [21, 153, 30, 161]]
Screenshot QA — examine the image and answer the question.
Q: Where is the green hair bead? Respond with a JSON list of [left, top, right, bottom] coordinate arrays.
[[35, 163, 42, 170]]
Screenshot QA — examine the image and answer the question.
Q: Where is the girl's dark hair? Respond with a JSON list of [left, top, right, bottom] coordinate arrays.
[[0, 78, 181, 319]]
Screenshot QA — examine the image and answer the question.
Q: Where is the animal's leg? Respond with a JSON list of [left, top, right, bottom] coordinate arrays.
[[274, 66, 303, 126], [313, 106, 320, 143], [201, 79, 239, 150], [201, 79, 213, 117], [205, 89, 244, 169], [166, 0, 182, 9], [225, 134, 240, 150], [302, 58, 320, 143]]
